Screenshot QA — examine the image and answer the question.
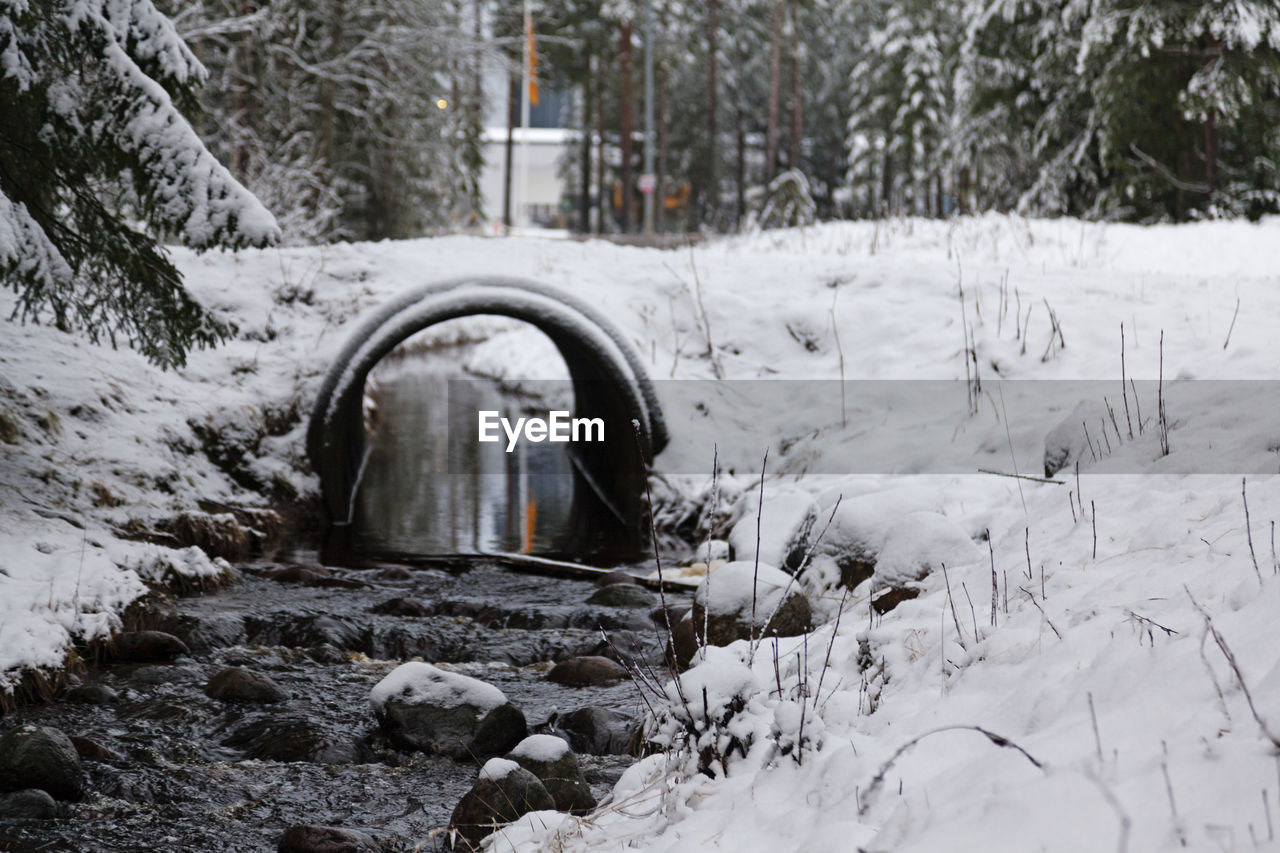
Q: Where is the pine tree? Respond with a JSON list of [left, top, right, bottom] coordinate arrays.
[[0, 0, 279, 367]]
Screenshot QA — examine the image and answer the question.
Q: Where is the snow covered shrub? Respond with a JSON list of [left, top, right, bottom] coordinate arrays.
[[647, 646, 763, 777]]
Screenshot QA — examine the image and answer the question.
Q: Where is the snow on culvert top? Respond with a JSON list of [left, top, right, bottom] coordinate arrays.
[[478, 757, 522, 782], [871, 511, 982, 587], [510, 734, 571, 763], [694, 561, 796, 619], [369, 662, 506, 714]]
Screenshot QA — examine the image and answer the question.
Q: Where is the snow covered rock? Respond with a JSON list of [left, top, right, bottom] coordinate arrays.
[[449, 758, 555, 849], [690, 561, 813, 646], [506, 734, 596, 814], [0, 725, 84, 801], [816, 490, 940, 589], [728, 487, 819, 572], [872, 511, 982, 588], [370, 662, 526, 759], [1043, 399, 1110, 476]]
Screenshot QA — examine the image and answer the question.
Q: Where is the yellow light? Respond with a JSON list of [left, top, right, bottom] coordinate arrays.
[[436, 98, 448, 110]]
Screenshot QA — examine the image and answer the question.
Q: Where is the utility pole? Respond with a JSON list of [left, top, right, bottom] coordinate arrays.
[[518, 0, 532, 229], [641, 0, 656, 234]]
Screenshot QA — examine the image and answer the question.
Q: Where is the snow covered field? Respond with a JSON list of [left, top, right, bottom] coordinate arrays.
[[3, 215, 1280, 850]]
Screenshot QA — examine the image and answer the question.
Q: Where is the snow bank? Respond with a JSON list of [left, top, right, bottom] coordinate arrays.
[[4, 214, 1280, 851], [369, 662, 506, 714]]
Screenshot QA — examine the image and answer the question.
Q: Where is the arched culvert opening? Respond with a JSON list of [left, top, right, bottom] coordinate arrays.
[[307, 276, 668, 563]]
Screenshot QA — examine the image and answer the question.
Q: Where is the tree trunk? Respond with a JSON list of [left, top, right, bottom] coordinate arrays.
[[1205, 37, 1220, 196], [596, 65, 606, 234], [503, 74, 516, 230], [580, 54, 593, 234], [619, 19, 634, 233], [657, 63, 669, 233], [706, 0, 720, 224], [765, 0, 783, 183], [735, 105, 746, 229], [788, 1, 801, 171]]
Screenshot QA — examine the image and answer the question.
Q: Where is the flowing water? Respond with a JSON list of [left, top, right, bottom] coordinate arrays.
[[0, 350, 688, 851], [350, 350, 578, 560]]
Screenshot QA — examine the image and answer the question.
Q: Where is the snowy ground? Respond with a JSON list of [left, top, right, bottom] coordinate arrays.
[[3, 214, 1280, 850]]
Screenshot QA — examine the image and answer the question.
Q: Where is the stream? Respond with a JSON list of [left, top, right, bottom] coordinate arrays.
[[0, 348, 687, 851]]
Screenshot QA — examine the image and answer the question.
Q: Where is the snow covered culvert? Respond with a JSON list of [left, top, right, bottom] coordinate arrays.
[[307, 276, 667, 559]]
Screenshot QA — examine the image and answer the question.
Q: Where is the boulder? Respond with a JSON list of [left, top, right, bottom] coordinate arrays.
[[64, 683, 119, 705], [0, 788, 58, 819], [593, 569, 640, 588], [205, 667, 288, 703], [277, 824, 380, 853], [728, 488, 819, 572], [871, 512, 982, 588], [689, 561, 813, 647], [554, 707, 633, 756], [506, 734, 596, 813], [69, 736, 125, 764], [585, 584, 657, 609], [113, 630, 189, 663], [373, 566, 413, 581], [0, 724, 84, 801], [370, 597, 432, 617], [449, 758, 555, 850], [546, 656, 628, 687], [666, 614, 700, 671], [223, 717, 356, 764], [370, 662, 526, 759]]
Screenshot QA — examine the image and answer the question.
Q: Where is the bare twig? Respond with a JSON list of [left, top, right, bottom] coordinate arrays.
[[988, 534, 998, 628], [1224, 297, 1240, 350], [1088, 692, 1104, 762], [978, 469, 1064, 485], [1187, 587, 1280, 748], [1243, 477, 1262, 584], [1121, 324, 1134, 439], [1092, 500, 1098, 560], [962, 581, 979, 642], [858, 725, 1045, 816], [1158, 330, 1170, 456], [941, 562, 968, 650], [1020, 587, 1062, 639], [750, 448, 768, 649]]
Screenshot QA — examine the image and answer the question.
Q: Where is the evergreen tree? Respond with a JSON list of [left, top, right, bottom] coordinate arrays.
[[0, 0, 279, 367]]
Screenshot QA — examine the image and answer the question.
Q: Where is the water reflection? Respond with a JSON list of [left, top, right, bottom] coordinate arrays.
[[352, 350, 576, 558]]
